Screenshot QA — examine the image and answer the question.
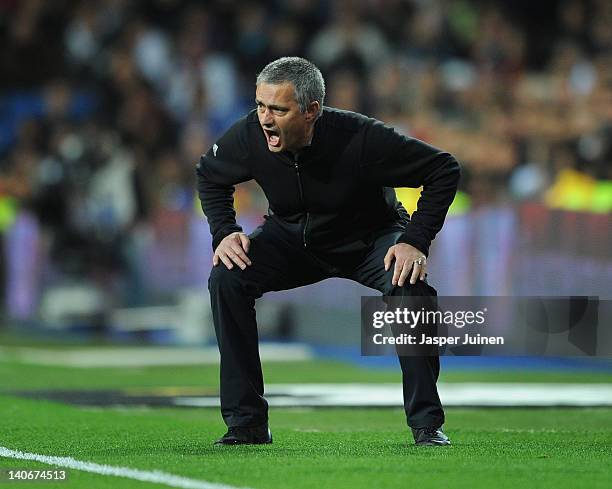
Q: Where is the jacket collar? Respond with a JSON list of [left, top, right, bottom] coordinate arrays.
[[289, 111, 326, 163]]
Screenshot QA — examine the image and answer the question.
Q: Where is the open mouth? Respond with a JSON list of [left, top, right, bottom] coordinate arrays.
[[263, 128, 281, 147]]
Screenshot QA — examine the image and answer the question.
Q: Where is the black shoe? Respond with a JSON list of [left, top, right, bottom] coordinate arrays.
[[411, 426, 451, 446], [214, 425, 273, 445]]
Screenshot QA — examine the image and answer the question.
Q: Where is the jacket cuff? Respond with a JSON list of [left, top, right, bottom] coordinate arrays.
[[212, 225, 243, 251], [397, 221, 430, 257]]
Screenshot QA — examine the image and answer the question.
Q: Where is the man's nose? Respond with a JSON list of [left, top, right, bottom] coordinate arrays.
[[261, 109, 274, 126]]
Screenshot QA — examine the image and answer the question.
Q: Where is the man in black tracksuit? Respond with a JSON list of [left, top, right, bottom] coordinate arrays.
[[196, 57, 460, 446]]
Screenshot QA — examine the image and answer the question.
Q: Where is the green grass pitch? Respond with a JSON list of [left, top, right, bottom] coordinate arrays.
[[1, 357, 611, 489]]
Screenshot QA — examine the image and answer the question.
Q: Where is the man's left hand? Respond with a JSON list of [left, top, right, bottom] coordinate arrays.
[[384, 243, 427, 287]]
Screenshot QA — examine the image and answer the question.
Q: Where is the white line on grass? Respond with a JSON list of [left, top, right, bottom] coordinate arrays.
[[0, 447, 251, 489], [173, 382, 612, 407]]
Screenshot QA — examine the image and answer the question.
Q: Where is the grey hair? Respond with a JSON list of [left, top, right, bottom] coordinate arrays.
[[256, 57, 325, 117]]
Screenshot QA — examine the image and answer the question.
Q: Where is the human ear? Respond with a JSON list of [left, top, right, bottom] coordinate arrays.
[[305, 101, 320, 122]]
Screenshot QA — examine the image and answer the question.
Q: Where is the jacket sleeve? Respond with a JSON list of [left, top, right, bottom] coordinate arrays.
[[196, 119, 252, 250], [360, 120, 461, 256]]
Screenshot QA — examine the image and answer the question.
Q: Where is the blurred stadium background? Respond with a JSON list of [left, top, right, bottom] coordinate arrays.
[[0, 0, 610, 351], [0, 1, 611, 488]]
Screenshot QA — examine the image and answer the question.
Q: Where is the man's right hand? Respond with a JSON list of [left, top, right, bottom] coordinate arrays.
[[213, 232, 252, 270]]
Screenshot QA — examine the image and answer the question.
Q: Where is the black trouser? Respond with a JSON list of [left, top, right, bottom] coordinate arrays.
[[208, 218, 444, 430]]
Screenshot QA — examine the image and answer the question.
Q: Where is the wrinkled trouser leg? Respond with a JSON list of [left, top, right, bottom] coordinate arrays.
[[208, 220, 329, 428], [349, 231, 444, 429]]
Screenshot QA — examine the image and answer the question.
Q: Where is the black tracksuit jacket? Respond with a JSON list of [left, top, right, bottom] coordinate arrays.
[[196, 107, 460, 257]]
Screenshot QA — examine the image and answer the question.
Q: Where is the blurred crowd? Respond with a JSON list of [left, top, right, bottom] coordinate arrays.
[[0, 0, 611, 319]]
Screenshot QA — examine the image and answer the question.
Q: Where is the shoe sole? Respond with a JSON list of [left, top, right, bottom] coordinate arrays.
[[415, 441, 451, 446], [214, 440, 273, 445], [214, 428, 273, 445]]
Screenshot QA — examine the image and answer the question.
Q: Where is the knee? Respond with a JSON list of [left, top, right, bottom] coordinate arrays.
[[208, 264, 243, 293], [386, 279, 437, 297]]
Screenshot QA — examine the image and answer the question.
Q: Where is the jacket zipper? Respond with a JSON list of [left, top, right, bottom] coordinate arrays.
[[292, 154, 309, 248]]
